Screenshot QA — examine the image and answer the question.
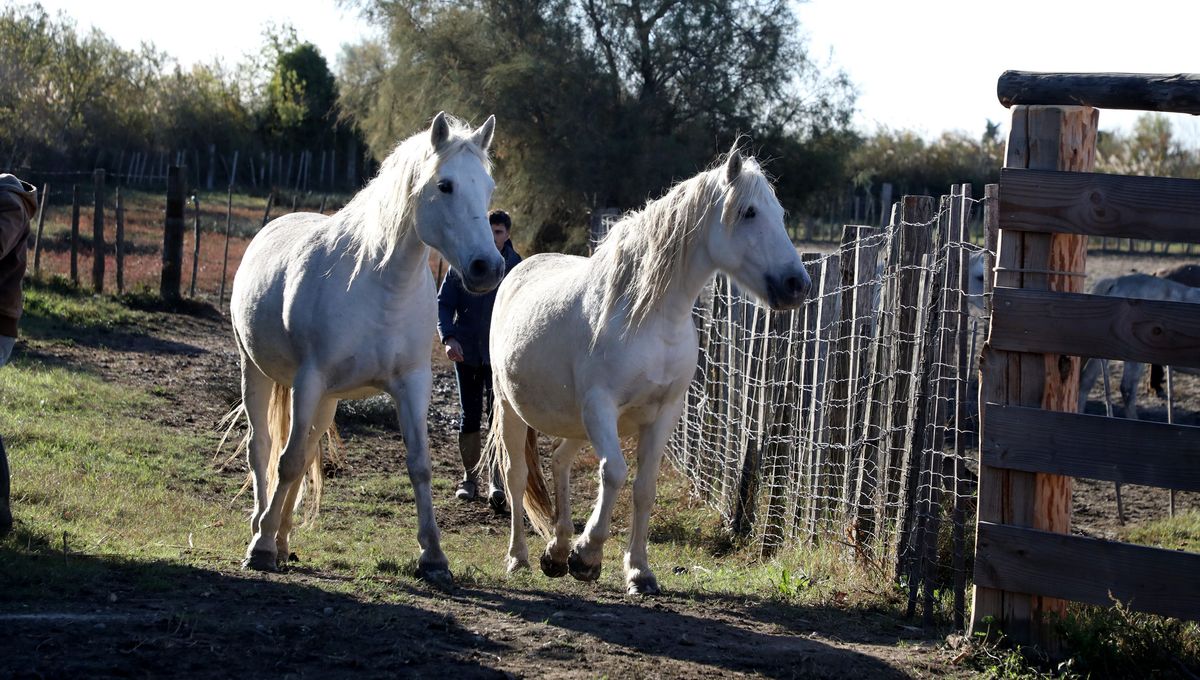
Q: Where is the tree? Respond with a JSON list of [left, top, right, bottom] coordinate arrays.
[[339, 0, 855, 252], [262, 42, 340, 150]]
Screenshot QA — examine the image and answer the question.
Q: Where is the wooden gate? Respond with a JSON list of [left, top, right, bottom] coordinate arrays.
[[971, 72, 1200, 646]]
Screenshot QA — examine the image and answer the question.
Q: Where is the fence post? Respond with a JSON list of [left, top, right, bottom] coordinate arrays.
[[115, 188, 125, 294], [970, 105, 1097, 648], [190, 195, 201, 298], [92, 169, 105, 292], [161, 166, 186, 301], [32, 182, 48, 276], [219, 187, 233, 311], [261, 191, 274, 227], [70, 184, 80, 285]]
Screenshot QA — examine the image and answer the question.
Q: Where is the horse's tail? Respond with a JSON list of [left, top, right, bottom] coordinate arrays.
[[215, 383, 342, 525], [481, 399, 554, 538]]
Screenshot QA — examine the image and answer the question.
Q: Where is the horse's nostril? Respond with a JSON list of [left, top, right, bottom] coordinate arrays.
[[468, 257, 490, 279]]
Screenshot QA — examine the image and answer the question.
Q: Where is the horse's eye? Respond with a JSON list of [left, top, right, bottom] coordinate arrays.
[[743, 206, 756, 219], [437, 180, 453, 194]]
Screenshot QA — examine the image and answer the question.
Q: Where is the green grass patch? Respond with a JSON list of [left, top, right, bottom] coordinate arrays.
[[0, 359, 243, 600], [1121, 509, 1200, 553], [20, 276, 150, 338]]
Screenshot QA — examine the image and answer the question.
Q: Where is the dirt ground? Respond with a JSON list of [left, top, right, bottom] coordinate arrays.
[[1, 293, 957, 679], [3, 249, 1195, 678]]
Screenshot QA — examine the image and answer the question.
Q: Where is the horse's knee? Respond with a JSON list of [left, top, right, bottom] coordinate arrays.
[[406, 453, 432, 487], [599, 457, 627, 489]]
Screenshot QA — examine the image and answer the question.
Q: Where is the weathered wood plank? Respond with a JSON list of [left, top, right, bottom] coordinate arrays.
[[997, 70, 1200, 115], [1000, 168, 1200, 244], [982, 404, 1200, 491], [990, 288, 1200, 369], [975, 522, 1200, 622]]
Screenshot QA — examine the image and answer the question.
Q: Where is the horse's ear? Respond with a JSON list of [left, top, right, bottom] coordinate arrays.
[[470, 115, 496, 152], [725, 145, 743, 183], [430, 111, 451, 150]]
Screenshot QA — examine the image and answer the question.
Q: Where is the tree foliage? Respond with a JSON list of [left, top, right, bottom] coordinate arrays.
[[339, 0, 856, 252], [0, 5, 357, 184]]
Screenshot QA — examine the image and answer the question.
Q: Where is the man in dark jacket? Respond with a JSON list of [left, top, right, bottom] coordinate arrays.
[[438, 210, 522, 508], [0, 173, 37, 536]]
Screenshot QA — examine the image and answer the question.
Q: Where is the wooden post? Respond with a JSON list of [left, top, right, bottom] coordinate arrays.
[[69, 184, 80, 285], [32, 182, 48, 276], [161, 166, 186, 301], [190, 195, 201, 298], [230, 150, 240, 188], [971, 105, 1097, 648], [115, 188, 125, 294], [206, 143, 216, 190], [261, 192, 274, 228], [92, 169, 105, 292], [219, 187, 233, 312]]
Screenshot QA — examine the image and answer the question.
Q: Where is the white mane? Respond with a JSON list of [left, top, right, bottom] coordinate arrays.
[[334, 116, 491, 275], [591, 154, 776, 334]]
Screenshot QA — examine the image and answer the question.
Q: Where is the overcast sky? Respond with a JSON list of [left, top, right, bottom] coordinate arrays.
[[33, 0, 1200, 143]]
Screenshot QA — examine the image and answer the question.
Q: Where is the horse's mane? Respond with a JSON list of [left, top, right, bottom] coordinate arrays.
[[591, 153, 775, 335], [334, 115, 490, 275]]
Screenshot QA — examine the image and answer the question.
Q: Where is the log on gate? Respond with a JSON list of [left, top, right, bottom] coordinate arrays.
[[997, 71, 1200, 115]]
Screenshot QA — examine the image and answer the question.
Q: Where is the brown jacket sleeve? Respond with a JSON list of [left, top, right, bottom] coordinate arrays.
[[0, 176, 36, 337]]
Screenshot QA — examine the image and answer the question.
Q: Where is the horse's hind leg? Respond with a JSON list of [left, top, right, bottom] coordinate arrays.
[[541, 438, 585, 577], [571, 392, 626, 582], [275, 397, 337, 566], [241, 359, 274, 536], [244, 367, 325, 570], [498, 398, 532, 573]]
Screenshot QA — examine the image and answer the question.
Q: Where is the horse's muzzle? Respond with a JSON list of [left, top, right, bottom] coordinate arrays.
[[463, 254, 506, 293], [765, 270, 812, 310]]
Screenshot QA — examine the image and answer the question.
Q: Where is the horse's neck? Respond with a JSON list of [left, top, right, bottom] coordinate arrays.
[[658, 240, 718, 328], [370, 226, 430, 292]]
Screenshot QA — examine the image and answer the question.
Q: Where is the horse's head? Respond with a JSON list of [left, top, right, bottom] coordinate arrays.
[[703, 145, 811, 310], [414, 112, 505, 293]]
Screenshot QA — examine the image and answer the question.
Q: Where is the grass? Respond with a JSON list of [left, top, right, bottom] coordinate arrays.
[[1121, 509, 1200, 553]]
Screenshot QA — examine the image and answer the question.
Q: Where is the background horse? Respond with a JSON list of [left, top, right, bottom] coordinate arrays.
[[1079, 272, 1200, 418], [228, 112, 503, 586], [482, 146, 811, 595]]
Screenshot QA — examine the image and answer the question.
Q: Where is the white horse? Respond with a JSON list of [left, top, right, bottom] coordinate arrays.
[[482, 146, 811, 595], [228, 113, 503, 586], [1078, 272, 1200, 418]]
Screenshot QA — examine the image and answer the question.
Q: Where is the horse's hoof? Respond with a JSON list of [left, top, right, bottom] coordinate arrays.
[[567, 549, 601, 582], [540, 551, 568, 578], [242, 549, 279, 572], [417, 565, 455, 592], [488, 490, 507, 514], [627, 575, 661, 596], [506, 557, 530, 574]]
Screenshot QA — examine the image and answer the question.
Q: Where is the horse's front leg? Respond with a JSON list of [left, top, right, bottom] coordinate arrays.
[[625, 398, 684, 596], [1120, 361, 1144, 420], [541, 438, 585, 577], [571, 392, 626, 582], [388, 368, 452, 589]]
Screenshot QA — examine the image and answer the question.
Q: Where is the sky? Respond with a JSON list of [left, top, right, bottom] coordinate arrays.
[[31, 0, 1200, 144]]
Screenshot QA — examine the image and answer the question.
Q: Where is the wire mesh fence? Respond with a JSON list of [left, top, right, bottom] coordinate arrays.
[[665, 185, 991, 624]]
